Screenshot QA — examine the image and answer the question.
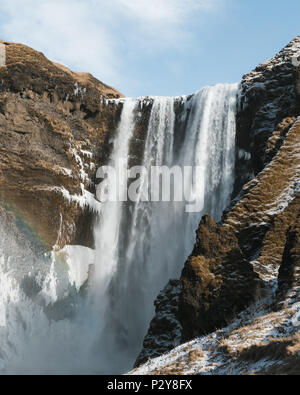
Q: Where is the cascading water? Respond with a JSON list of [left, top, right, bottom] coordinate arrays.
[[89, 83, 239, 372], [0, 83, 238, 374]]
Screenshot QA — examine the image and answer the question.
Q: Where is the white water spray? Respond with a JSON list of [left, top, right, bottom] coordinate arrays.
[[0, 83, 239, 374], [90, 83, 239, 372]]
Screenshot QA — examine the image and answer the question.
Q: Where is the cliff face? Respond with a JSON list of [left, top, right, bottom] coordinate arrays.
[[1, 36, 300, 375], [134, 37, 300, 373], [234, 37, 300, 194], [0, 40, 122, 254]]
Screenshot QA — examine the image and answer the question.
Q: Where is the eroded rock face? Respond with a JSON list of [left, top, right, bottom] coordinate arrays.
[[178, 215, 260, 341], [0, 40, 123, 252], [224, 120, 300, 283], [234, 36, 300, 195]]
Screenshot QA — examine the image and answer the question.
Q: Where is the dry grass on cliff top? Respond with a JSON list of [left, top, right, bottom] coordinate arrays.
[[0, 39, 123, 98]]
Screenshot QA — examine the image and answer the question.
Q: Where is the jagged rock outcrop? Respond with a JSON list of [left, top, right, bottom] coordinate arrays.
[[234, 36, 300, 195], [178, 215, 260, 341], [0, 40, 123, 252], [135, 37, 300, 370], [179, 216, 260, 341]]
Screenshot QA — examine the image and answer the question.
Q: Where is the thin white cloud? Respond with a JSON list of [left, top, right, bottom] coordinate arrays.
[[115, 0, 224, 50], [117, 0, 221, 24], [0, 0, 224, 90]]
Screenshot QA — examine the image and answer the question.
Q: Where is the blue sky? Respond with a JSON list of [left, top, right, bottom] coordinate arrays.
[[0, 0, 299, 97]]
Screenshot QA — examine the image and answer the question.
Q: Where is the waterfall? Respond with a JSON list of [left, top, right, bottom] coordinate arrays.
[[0, 83, 238, 374], [93, 99, 137, 297], [90, 83, 239, 372]]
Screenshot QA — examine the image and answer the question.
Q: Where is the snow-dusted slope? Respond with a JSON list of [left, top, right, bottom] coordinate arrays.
[[130, 297, 300, 375]]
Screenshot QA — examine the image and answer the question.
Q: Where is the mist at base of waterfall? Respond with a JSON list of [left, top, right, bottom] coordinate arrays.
[[0, 83, 239, 375]]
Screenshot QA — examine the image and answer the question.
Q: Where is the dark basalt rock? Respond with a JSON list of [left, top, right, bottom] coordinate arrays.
[[233, 36, 300, 197], [178, 215, 261, 341]]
